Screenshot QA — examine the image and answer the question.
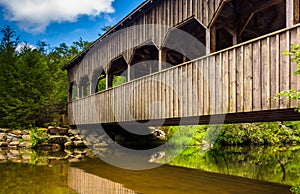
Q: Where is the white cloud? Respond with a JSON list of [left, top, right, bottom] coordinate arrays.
[[0, 0, 115, 33], [16, 42, 36, 52]]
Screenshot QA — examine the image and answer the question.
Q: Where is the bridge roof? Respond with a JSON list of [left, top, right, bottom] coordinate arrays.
[[62, 0, 157, 71]]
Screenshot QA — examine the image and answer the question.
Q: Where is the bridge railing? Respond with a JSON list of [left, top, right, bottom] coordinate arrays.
[[69, 24, 300, 125]]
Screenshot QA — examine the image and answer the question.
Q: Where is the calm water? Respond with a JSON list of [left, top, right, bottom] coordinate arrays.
[[0, 145, 299, 194]]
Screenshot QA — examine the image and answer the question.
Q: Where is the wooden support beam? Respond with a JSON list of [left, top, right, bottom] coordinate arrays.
[[239, 0, 283, 37], [295, 0, 300, 24], [128, 65, 132, 81], [106, 74, 113, 89], [209, 26, 216, 53], [158, 49, 162, 71], [287, 0, 294, 27]]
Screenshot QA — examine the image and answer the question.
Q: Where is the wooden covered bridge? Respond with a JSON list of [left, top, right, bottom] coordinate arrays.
[[63, 0, 300, 127]]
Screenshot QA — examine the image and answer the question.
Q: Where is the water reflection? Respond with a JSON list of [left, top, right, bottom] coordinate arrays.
[[156, 145, 300, 187], [69, 167, 136, 194], [0, 146, 297, 194]]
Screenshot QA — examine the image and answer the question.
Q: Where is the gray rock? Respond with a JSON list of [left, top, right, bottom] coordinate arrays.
[[73, 141, 85, 147], [69, 158, 80, 163], [0, 128, 11, 133], [9, 141, 20, 147], [18, 141, 32, 148], [68, 129, 79, 135], [0, 153, 7, 160], [74, 135, 82, 141], [48, 127, 68, 135], [0, 133, 6, 141], [64, 141, 73, 149], [22, 135, 31, 141], [0, 142, 8, 147], [11, 130, 23, 136], [48, 135, 69, 145]]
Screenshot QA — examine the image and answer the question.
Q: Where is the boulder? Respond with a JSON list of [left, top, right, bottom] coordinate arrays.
[[48, 127, 68, 135], [68, 129, 79, 136], [22, 135, 31, 141], [18, 141, 32, 148], [0, 133, 6, 141], [48, 136, 69, 145], [0, 142, 8, 147], [64, 141, 73, 149], [73, 141, 85, 147], [11, 130, 23, 136], [9, 141, 20, 147], [0, 128, 11, 133]]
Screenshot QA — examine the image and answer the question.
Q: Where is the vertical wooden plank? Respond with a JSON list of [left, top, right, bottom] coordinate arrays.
[[203, 57, 210, 115], [280, 32, 291, 109], [290, 27, 300, 108], [222, 51, 229, 114], [270, 35, 280, 109], [261, 38, 271, 110], [209, 55, 216, 115], [173, 67, 179, 117], [229, 49, 237, 113], [243, 44, 253, 112], [199, 59, 204, 115], [295, 0, 300, 24], [236, 46, 244, 112], [192, 61, 199, 116], [169, 69, 174, 118], [215, 53, 222, 114], [252, 41, 262, 111], [287, 0, 294, 27], [188, 62, 194, 116], [178, 66, 183, 117]]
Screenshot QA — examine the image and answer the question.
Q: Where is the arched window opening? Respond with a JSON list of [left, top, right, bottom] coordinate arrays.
[[130, 41, 159, 80], [91, 68, 106, 93], [162, 18, 206, 68], [210, 0, 286, 52], [68, 82, 78, 101], [107, 56, 128, 88], [79, 75, 90, 98]]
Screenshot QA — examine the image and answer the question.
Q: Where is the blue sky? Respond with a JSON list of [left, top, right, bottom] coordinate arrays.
[[0, 0, 145, 48]]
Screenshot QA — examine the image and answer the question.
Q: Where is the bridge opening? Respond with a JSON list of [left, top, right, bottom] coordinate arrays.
[[130, 41, 159, 80], [162, 17, 206, 68], [107, 56, 128, 88], [79, 75, 90, 98], [91, 67, 106, 94], [210, 0, 286, 52], [68, 81, 78, 101]]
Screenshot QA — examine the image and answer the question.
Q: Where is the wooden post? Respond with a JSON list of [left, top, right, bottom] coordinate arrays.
[[208, 26, 216, 53], [158, 49, 162, 71], [106, 74, 113, 89], [127, 64, 131, 81], [206, 28, 211, 54], [294, 0, 300, 24], [287, 0, 294, 27]]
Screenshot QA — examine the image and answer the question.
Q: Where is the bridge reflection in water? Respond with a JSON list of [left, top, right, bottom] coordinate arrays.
[[68, 167, 136, 194]]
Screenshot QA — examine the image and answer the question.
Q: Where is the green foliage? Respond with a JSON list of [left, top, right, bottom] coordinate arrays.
[[164, 122, 300, 147], [113, 76, 126, 87], [29, 128, 49, 148], [276, 44, 300, 111], [0, 25, 92, 128], [291, 185, 300, 194]]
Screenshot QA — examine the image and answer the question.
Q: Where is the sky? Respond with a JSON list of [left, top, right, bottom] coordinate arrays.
[[0, 0, 145, 48]]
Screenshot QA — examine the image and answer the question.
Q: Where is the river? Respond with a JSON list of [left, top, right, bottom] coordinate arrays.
[[0, 145, 299, 194]]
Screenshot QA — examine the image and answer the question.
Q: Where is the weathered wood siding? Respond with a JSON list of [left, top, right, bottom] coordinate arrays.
[[68, 0, 223, 83], [68, 25, 300, 125]]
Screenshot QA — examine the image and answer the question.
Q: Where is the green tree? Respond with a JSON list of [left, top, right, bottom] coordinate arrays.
[[277, 44, 300, 111]]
